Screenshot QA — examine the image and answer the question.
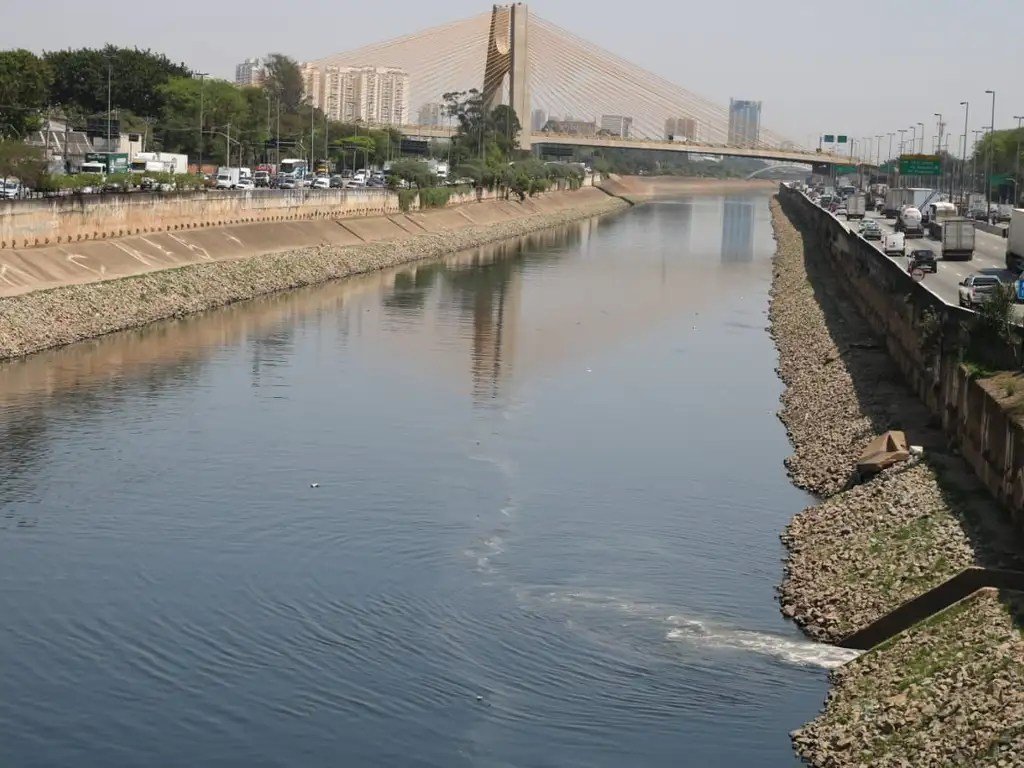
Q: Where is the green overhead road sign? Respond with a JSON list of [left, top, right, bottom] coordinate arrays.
[[837, 135, 848, 143], [899, 154, 941, 176], [835, 164, 857, 174], [823, 134, 835, 142]]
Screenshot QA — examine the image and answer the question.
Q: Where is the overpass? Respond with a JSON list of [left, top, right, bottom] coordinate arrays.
[[371, 124, 849, 166]]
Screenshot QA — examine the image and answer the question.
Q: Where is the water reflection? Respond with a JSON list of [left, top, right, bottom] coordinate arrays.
[[722, 196, 756, 263]]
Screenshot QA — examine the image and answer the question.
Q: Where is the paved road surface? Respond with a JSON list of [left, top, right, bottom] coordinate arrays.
[[835, 208, 1021, 317]]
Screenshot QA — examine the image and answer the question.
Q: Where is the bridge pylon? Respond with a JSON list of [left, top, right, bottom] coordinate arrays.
[[482, 3, 531, 150]]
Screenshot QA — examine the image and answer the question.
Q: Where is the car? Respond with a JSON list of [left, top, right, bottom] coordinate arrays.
[[834, 206, 848, 217], [861, 222, 882, 240], [329, 175, 345, 188], [907, 249, 937, 274], [234, 178, 255, 190], [1, 178, 23, 199], [341, 169, 354, 179], [958, 274, 1004, 309], [312, 176, 331, 189]]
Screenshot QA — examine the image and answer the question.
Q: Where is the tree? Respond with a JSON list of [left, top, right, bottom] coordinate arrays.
[[0, 141, 46, 186], [0, 50, 53, 138], [43, 46, 190, 118], [264, 54, 305, 113], [388, 158, 436, 188], [158, 77, 248, 165]]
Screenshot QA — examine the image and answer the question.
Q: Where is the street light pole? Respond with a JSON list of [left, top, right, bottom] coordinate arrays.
[[985, 90, 996, 221], [106, 62, 112, 161], [960, 101, 969, 205], [1014, 115, 1023, 207], [887, 133, 894, 186], [197, 73, 208, 175], [917, 122, 925, 154]]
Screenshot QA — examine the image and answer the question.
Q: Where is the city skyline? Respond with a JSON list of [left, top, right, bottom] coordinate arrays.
[[2, 0, 1021, 145]]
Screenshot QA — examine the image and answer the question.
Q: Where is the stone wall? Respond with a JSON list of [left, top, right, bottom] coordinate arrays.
[[777, 185, 1024, 529]]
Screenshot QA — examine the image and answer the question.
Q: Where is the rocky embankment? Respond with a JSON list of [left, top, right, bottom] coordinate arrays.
[[769, 196, 1024, 766], [0, 195, 627, 361]]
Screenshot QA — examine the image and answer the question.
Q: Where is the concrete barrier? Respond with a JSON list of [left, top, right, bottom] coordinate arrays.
[[976, 221, 1009, 238], [778, 184, 1024, 530]]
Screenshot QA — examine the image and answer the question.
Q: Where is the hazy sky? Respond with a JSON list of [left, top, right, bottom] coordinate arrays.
[[3, 0, 1021, 151]]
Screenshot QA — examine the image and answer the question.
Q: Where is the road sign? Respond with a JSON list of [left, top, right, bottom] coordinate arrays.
[[899, 154, 941, 176], [823, 134, 835, 143], [837, 135, 848, 143], [911, 267, 925, 282], [835, 164, 857, 174]]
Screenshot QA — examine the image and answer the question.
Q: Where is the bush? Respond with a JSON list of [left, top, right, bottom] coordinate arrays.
[[397, 188, 417, 212], [419, 187, 451, 209], [967, 287, 1020, 370]]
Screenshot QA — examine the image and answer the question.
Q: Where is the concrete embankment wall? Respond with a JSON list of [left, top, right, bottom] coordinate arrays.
[[777, 185, 1024, 531], [0, 188, 604, 298], [0, 186, 627, 360], [0, 178, 602, 251]]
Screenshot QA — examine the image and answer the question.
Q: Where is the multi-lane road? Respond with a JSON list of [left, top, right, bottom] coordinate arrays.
[[838, 209, 1019, 315]]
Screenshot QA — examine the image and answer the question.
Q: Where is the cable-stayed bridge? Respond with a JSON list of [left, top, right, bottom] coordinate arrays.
[[309, 4, 846, 166]]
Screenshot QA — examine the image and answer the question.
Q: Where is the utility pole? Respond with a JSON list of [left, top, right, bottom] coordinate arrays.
[[917, 122, 925, 154], [887, 133, 894, 187], [106, 62, 112, 166], [226, 123, 230, 168], [196, 73, 208, 175]]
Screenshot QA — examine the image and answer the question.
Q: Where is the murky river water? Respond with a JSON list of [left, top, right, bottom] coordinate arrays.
[[0, 194, 855, 767]]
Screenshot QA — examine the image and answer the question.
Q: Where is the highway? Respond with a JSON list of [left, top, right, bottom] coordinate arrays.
[[836, 208, 1020, 316]]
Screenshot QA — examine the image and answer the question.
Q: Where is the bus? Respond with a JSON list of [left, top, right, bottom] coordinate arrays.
[[279, 158, 308, 182]]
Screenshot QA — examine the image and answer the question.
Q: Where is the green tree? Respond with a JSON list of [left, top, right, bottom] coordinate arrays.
[[0, 140, 46, 186], [43, 46, 190, 117], [158, 77, 248, 165], [0, 50, 53, 138], [263, 54, 305, 112], [388, 158, 436, 188]]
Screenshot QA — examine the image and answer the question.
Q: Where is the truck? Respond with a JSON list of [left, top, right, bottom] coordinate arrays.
[[83, 151, 129, 174], [1007, 209, 1024, 272], [883, 231, 906, 256], [924, 201, 958, 236], [896, 206, 924, 237], [845, 192, 867, 219], [129, 152, 188, 176], [214, 167, 241, 189], [883, 188, 913, 217], [932, 218, 975, 259], [253, 164, 276, 187], [908, 188, 936, 210]]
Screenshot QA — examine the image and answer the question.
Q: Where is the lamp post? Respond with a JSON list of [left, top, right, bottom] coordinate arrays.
[[985, 89, 996, 222], [1014, 115, 1023, 207], [972, 129, 986, 200], [917, 122, 925, 153], [887, 133, 894, 186], [195, 73, 208, 175], [959, 101, 969, 205]]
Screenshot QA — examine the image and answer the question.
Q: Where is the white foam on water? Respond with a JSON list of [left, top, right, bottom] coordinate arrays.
[[665, 615, 862, 669]]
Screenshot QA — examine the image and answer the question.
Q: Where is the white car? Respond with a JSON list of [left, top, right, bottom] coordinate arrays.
[[312, 176, 331, 189], [1, 179, 22, 199], [958, 274, 1004, 309], [234, 178, 255, 190]]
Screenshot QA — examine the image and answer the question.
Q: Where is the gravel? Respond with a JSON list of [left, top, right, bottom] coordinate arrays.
[[0, 195, 628, 361], [770, 196, 1024, 766]]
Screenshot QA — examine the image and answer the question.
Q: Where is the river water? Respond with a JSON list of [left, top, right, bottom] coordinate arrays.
[[0, 193, 857, 767]]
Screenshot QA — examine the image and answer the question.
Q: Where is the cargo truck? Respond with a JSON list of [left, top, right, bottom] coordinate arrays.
[[129, 152, 189, 176], [931, 218, 975, 259], [883, 188, 913, 218], [896, 206, 924, 237], [925, 202, 958, 236], [1006, 209, 1024, 272], [214, 167, 241, 189], [845, 192, 867, 219]]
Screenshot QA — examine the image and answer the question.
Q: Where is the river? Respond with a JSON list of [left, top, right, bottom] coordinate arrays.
[[0, 192, 856, 767]]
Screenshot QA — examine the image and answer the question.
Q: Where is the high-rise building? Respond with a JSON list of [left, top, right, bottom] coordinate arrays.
[[300, 63, 323, 109], [314, 65, 410, 125], [665, 116, 697, 141], [235, 57, 267, 87], [728, 99, 761, 146], [531, 108, 548, 132], [418, 101, 445, 127], [600, 114, 633, 138]]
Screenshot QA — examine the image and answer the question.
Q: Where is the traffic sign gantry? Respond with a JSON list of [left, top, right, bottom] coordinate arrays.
[[899, 154, 941, 176]]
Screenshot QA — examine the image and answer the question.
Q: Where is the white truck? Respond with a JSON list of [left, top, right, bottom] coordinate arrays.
[[932, 218, 975, 260], [925, 202, 958, 237], [215, 167, 242, 189], [883, 188, 913, 217], [130, 152, 188, 175], [846, 192, 867, 220], [883, 231, 906, 256], [896, 206, 924, 237], [1006, 209, 1024, 272]]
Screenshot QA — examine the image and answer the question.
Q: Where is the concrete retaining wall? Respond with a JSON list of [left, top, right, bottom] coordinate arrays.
[[778, 185, 1024, 530], [0, 174, 601, 251], [0, 187, 613, 298]]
